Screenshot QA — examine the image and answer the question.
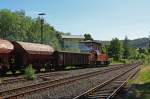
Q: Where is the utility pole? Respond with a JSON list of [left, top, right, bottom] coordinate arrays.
[[38, 13, 46, 44]]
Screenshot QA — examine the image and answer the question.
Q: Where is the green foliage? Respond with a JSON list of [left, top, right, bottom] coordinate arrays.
[[110, 59, 124, 65], [123, 36, 130, 59], [119, 59, 127, 64], [107, 37, 147, 63], [0, 9, 61, 50], [25, 64, 36, 80], [101, 38, 149, 49], [148, 36, 150, 53], [101, 45, 107, 53], [108, 38, 123, 61], [109, 58, 113, 63], [129, 48, 139, 59], [126, 65, 150, 99], [129, 50, 150, 65], [141, 54, 150, 65], [84, 33, 93, 41], [132, 64, 150, 84]]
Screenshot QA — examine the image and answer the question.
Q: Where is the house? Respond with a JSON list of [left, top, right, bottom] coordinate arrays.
[[60, 35, 85, 52]]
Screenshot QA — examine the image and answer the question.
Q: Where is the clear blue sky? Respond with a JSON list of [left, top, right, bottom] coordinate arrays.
[[0, 0, 150, 40]]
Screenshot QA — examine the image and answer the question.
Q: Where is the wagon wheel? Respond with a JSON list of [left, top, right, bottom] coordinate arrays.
[[20, 69, 25, 74], [11, 70, 16, 75], [0, 70, 6, 76], [45, 65, 52, 72]]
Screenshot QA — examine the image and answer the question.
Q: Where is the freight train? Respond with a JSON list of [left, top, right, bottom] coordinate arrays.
[[0, 39, 109, 75]]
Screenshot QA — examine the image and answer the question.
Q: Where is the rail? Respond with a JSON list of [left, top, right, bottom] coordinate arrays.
[[73, 63, 140, 99], [0, 64, 131, 99]]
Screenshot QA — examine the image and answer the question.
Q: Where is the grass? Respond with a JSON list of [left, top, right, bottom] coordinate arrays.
[[134, 65, 150, 84], [110, 58, 130, 65], [24, 64, 36, 80], [110, 58, 137, 65], [109, 58, 124, 65], [110, 60, 124, 65], [127, 64, 150, 99]]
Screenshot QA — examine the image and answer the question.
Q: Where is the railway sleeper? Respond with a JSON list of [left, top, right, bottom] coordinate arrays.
[[90, 93, 110, 96], [95, 90, 113, 94], [111, 83, 123, 86], [87, 89, 114, 98], [87, 95, 108, 99], [88, 90, 113, 98], [95, 89, 114, 92], [73, 65, 139, 99], [114, 80, 124, 83]]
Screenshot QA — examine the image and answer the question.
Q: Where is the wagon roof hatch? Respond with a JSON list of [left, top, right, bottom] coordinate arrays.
[[0, 39, 14, 53], [16, 41, 54, 55]]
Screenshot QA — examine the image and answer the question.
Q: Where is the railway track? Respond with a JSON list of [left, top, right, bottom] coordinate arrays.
[[0, 64, 124, 86], [0, 72, 66, 85], [0, 64, 131, 99], [73, 63, 140, 99]]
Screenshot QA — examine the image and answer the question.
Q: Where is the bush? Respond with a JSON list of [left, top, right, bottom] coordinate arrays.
[[25, 64, 36, 80], [109, 58, 113, 63], [119, 59, 127, 64]]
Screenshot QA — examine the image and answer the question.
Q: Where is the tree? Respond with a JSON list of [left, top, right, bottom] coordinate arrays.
[[129, 48, 139, 59], [84, 33, 93, 41], [123, 36, 130, 59], [101, 45, 107, 53], [108, 38, 123, 61], [148, 36, 150, 53], [0, 9, 17, 39], [0, 9, 61, 50]]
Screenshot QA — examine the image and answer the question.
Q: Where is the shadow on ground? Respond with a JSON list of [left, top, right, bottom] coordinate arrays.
[[115, 82, 150, 99]]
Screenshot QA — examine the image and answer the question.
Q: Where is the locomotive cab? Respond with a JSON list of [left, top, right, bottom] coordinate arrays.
[[80, 40, 110, 66], [90, 50, 109, 66]]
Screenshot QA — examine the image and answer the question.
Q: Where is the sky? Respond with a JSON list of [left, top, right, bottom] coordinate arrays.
[[0, 0, 150, 40]]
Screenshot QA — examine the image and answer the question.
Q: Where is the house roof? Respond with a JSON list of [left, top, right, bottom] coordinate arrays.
[[80, 40, 101, 44], [0, 39, 14, 53], [15, 41, 54, 55], [61, 35, 85, 39]]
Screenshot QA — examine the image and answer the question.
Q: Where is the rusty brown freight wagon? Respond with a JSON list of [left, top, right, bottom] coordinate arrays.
[[53, 51, 90, 70], [11, 41, 54, 72], [0, 39, 14, 75]]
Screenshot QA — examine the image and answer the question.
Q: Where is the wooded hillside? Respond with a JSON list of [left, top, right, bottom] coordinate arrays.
[[100, 38, 149, 48], [0, 9, 62, 50]]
